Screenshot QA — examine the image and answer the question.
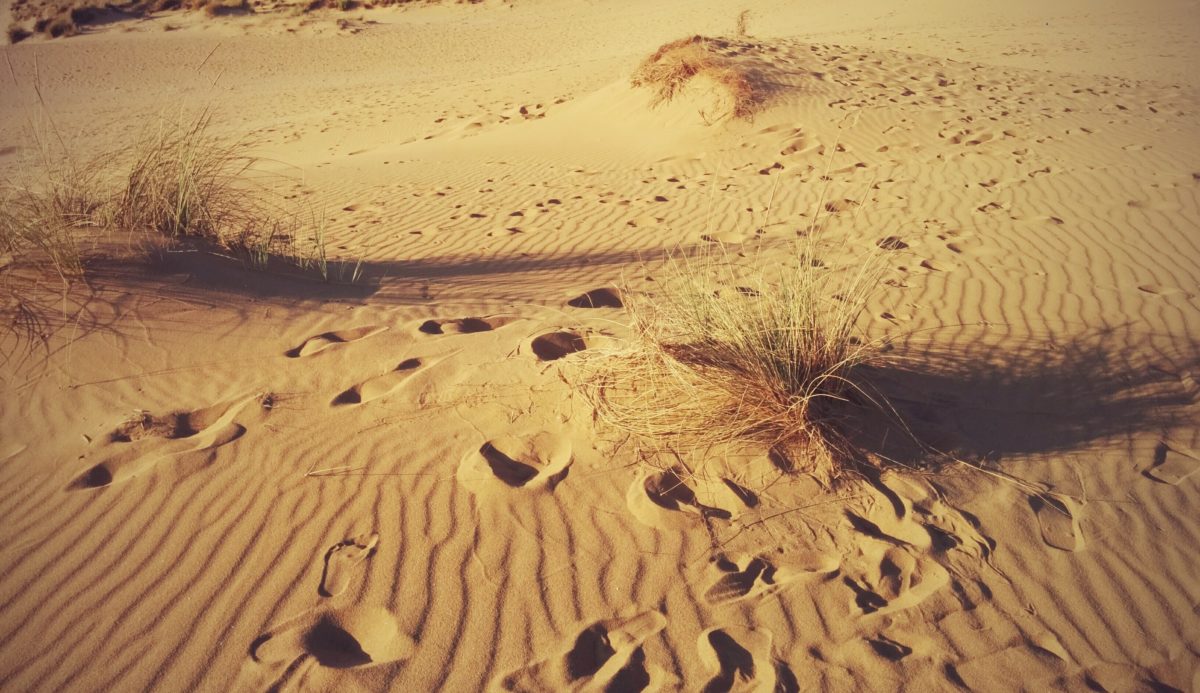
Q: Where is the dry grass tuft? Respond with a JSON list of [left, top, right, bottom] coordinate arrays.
[[112, 110, 255, 242], [581, 240, 888, 487], [109, 110, 355, 280], [9, 0, 255, 38], [1, 109, 358, 283], [0, 132, 102, 280], [631, 35, 764, 120]]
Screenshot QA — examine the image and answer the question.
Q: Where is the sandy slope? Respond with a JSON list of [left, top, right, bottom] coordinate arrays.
[[1, 0, 1198, 691]]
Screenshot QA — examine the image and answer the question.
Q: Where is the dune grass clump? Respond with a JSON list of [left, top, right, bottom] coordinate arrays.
[[0, 136, 103, 280], [584, 242, 886, 486], [0, 185, 88, 280], [1, 109, 357, 283], [631, 35, 761, 120], [112, 110, 256, 242], [7, 0, 256, 40], [110, 111, 356, 279]]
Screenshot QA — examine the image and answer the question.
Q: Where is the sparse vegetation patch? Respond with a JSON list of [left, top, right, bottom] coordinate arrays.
[[582, 241, 889, 486], [631, 35, 766, 120], [1, 110, 357, 283]]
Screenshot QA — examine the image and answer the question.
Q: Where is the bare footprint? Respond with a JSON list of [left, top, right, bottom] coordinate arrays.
[[418, 316, 517, 335], [287, 325, 388, 358], [530, 331, 587, 361], [458, 431, 572, 497], [1146, 440, 1200, 485], [251, 605, 414, 673], [319, 533, 379, 597], [1030, 493, 1085, 552], [332, 358, 423, 406], [845, 546, 950, 616], [567, 287, 623, 309], [705, 555, 778, 605], [70, 394, 264, 489], [496, 611, 668, 691], [626, 467, 753, 530], [698, 627, 798, 693], [705, 552, 837, 605]]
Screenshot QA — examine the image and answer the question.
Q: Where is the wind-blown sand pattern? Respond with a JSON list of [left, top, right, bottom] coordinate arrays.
[[1, 0, 1198, 690]]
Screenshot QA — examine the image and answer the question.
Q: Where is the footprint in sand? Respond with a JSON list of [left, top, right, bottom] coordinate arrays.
[[458, 431, 572, 497], [1146, 439, 1200, 485], [1029, 493, 1086, 552], [844, 508, 932, 551], [331, 358, 424, 406], [780, 135, 815, 158], [944, 128, 995, 146], [867, 634, 914, 662], [626, 468, 758, 530], [496, 611, 668, 692], [704, 552, 838, 606], [823, 199, 860, 214], [698, 627, 799, 693], [251, 605, 414, 686], [286, 325, 388, 358], [319, 533, 379, 597], [530, 331, 587, 361], [844, 546, 950, 616], [418, 315, 517, 335], [566, 287, 623, 309], [69, 393, 266, 490]]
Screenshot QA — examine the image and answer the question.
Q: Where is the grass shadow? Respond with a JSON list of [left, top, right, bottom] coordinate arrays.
[[840, 328, 1198, 469]]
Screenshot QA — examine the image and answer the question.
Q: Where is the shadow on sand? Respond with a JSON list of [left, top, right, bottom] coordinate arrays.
[[838, 328, 1198, 469]]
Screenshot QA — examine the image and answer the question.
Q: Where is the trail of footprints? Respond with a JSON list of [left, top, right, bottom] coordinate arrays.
[[46, 33, 1197, 689], [331, 358, 424, 406], [251, 605, 414, 687], [286, 325, 388, 358], [69, 393, 269, 490], [72, 294, 1103, 686], [458, 431, 574, 497], [497, 611, 668, 691], [251, 530, 392, 687], [497, 612, 799, 692], [75, 308, 1104, 688], [320, 533, 379, 598], [247, 301, 616, 685]]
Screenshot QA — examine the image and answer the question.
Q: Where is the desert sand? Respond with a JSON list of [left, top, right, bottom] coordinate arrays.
[[1, 0, 1198, 690]]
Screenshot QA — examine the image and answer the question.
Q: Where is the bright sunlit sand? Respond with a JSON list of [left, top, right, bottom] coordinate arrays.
[[1, 0, 1198, 690]]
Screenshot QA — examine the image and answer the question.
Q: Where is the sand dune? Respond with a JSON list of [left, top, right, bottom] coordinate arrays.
[[1, 0, 1198, 690]]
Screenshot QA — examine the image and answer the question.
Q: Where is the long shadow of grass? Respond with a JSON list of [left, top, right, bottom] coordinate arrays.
[[840, 329, 1198, 469], [0, 241, 658, 372]]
